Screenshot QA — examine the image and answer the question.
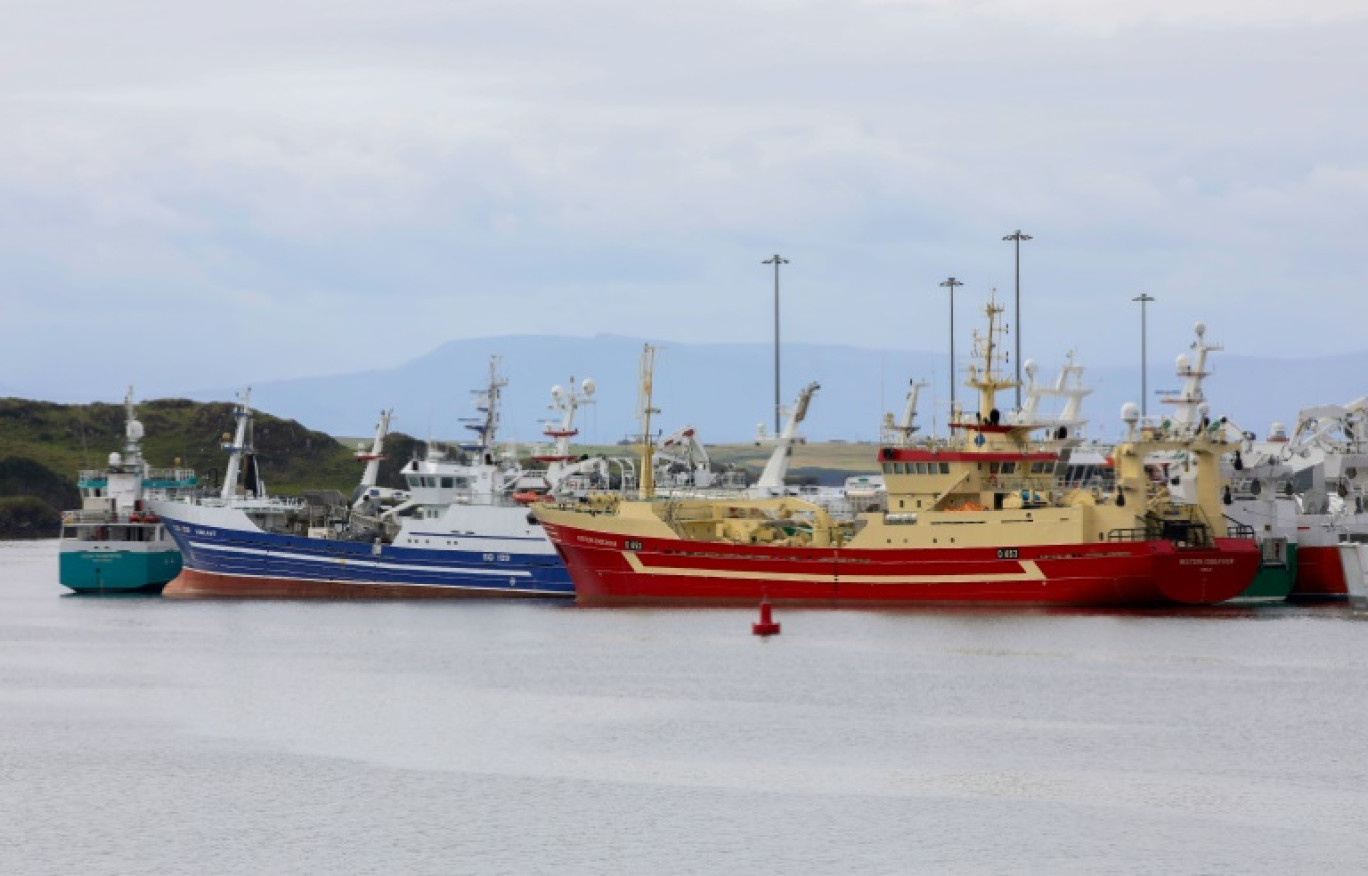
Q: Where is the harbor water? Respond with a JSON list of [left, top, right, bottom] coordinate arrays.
[[4, 538, 1368, 874]]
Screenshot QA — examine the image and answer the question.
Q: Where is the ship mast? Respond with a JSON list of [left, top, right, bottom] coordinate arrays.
[[461, 355, 508, 457], [121, 386, 145, 472], [637, 344, 659, 499], [964, 293, 1016, 424], [220, 387, 253, 502], [1161, 322, 1221, 430], [535, 377, 596, 482]]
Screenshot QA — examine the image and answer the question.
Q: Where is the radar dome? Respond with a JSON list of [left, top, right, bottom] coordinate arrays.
[[126, 420, 144, 441], [550, 384, 564, 399], [1121, 402, 1140, 425], [582, 378, 596, 396], [108, 451, 122, 467], [1194, 321, 1206, 338], [1176, 353, 1190, 372], [1023, 359, 1037, 378]]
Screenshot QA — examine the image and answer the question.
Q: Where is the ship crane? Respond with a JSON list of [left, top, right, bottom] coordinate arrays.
[[655, 425, 716, 489], [352, 409, 408, 512], [755, 381, 820, 492], [882, 379, 928, 447]]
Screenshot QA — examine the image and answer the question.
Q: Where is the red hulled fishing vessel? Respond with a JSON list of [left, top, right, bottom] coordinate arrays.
[[534, 299, 1260, 607]]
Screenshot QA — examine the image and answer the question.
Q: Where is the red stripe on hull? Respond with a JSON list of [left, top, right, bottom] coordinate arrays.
[[1291, 545, 1349, 598], [163, 567, 559, 600], [542, 523, 1260, 608]]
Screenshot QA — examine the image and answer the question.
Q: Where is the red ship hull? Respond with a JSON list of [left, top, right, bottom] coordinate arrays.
[[1290, 545, 1349, 598], [541, 521, 1261, 608]]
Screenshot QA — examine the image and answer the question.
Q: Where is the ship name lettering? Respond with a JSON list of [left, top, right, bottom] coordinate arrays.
[[577, 535, 619, 548], [1178, 558, 1235, 566]]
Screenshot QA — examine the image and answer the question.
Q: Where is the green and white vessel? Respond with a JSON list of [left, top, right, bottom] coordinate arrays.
[[59, 389, 197, 594]]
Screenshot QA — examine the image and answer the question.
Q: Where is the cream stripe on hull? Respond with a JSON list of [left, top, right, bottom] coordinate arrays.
[[624, 552, 1047, 585]]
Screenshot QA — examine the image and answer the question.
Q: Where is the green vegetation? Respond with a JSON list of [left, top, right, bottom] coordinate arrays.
[[0, 495, 63, 538], [0, 397, 421, 537], [0, 396, 369, 496]]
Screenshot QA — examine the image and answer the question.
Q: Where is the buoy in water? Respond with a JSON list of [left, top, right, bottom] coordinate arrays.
[[752, 599, 781, 636]]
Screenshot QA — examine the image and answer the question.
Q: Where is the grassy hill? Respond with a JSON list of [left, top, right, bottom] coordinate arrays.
[[0, 397, 427, 539], [0, 397, 367, 496]]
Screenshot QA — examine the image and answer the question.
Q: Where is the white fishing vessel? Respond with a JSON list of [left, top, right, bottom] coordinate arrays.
[[151, 361, 579, 598]]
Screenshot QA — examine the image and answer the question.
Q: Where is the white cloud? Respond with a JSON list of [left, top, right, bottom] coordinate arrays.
[[872, 0, 1368, 34], [0, 1, 1366, 402]]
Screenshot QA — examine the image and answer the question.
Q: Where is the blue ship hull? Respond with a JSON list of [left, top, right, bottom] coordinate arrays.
[[160, 515, 574, 598]]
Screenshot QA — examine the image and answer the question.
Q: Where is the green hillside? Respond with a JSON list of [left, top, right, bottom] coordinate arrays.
[[0, 397, 368, 494], [0, 398, 434, 538]]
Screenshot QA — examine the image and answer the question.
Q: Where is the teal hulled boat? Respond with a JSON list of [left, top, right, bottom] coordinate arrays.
[[59, 389, 197, 594]]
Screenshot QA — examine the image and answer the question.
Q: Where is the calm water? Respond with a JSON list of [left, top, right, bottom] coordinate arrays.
[[4, 539, 1368, 874]]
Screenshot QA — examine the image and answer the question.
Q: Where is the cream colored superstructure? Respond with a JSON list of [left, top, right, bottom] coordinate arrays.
[[541, 297, 1240, 554]]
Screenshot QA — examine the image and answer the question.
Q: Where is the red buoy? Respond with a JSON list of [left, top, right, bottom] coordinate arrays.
[[752, 599, 781, 636]]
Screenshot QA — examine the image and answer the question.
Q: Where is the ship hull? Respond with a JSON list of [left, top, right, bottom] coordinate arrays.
[[541, 520, 1261, 607], [155, 504, 573, 599], [59, 546, 181, 594], [1290, 544, 1349, 598], [1234, 542, 1297, 602], [166, 566, 565, 599]]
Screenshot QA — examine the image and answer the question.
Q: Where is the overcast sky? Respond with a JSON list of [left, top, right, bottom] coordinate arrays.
[[3, 0, 1365, 402]]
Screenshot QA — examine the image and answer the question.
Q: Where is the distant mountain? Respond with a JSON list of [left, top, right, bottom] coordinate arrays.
[[184, 334, 1368, 446]]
